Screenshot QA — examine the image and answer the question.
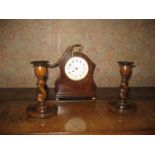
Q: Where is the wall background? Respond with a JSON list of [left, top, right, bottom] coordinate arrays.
[[0, 19, 155, 88]]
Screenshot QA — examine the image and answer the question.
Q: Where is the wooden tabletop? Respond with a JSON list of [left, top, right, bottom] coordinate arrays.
[[1, 99, 155, 135]]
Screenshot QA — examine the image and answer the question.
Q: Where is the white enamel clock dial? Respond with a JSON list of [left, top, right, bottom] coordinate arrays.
[[65, 57, 89, 81]]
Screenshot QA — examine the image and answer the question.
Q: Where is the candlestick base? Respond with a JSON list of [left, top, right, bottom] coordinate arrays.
[[109, 101, 137, 115], [27, 102, 58, 119]]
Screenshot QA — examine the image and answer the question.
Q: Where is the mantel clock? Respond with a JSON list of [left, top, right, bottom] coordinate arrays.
[[49, 44, 97, 100]]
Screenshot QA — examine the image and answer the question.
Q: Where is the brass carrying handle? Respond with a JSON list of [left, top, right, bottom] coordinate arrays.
[[48, 44, 83, 68]]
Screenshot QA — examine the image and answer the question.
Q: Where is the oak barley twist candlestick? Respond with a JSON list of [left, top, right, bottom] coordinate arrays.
[[109, 61, 137, 115], [27, 61, 57, 119]]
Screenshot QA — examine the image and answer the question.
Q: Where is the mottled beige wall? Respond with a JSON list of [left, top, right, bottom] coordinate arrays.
[[0, 19, 155, 88]]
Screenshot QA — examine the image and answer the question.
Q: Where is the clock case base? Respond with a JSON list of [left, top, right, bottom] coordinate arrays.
[[55, 92, 96, 100]]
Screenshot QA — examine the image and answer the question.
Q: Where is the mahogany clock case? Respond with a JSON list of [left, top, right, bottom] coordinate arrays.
[[55, 51, 97, 99]]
